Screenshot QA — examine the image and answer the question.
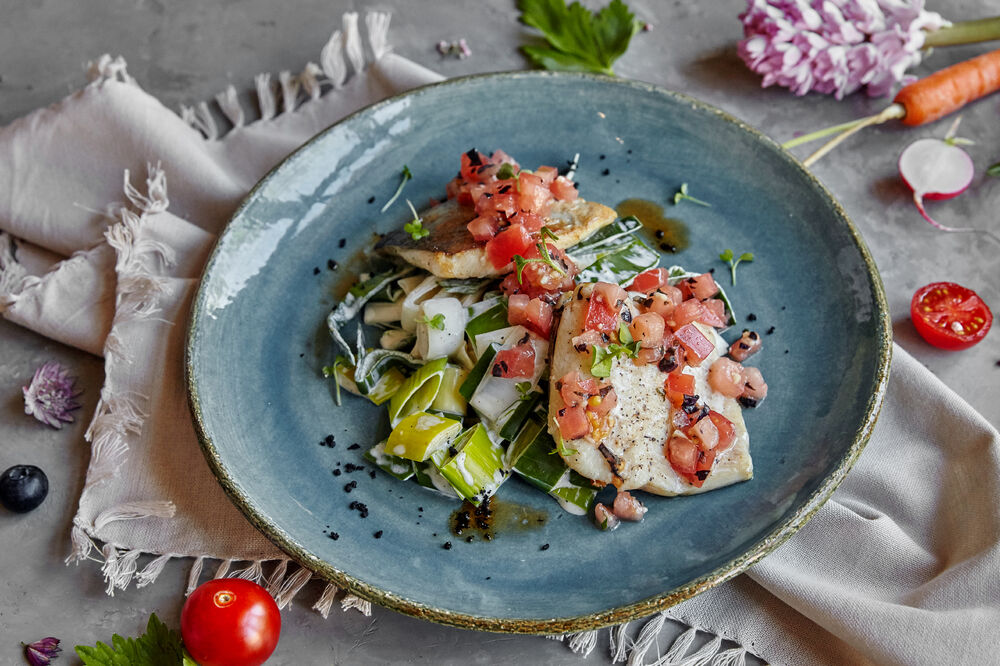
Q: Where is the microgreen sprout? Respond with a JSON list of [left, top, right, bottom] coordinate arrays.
[[496, 163, 517, 180], [672, 182, 711, 207], [987, 162, 1000, 177], [381, 165, 412, 212], [539, 226, 559, 242], [720, 249, 754, 286], [516, 381, 534, 400], [322, 355, 351, 406], [418, 313, 446, 330], [403, 200, 429, 240], [512, 242, 567, 283]]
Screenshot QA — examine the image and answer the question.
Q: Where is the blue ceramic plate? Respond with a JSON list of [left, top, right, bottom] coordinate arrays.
[[186, 72, 891, 633]]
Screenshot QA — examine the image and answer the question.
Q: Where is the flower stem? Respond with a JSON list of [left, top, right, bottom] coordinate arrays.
[[923, 17, 1000, 48]]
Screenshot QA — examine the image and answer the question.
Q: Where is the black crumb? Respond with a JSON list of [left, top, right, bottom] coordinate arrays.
[[367, 196, 375, 204], [349, 501, 369, 518], [327, 259, 339, 271], [348, 443, 360, 450], [299, 353, 305, 358], [784, 349, 789, 354], [627, 149, 633, 154], [655, 230, 664, 239], [485, 576, 491, 580], [599, 154, 606, 160], [781, 305, 787, 310], [466, 536, 474, 543], [601, 168, 610, 176], [747, 313, 757, 321], [766, 326, 775, 335], [995, 360, 1000, 367], [344, 480, 357, 493], [328, 532, 340, 540], [324, 434, 335, 447], [442, 541, 453, 550], [659, 242, 677, 253], [373, 530, 383, 539], [338, 238, 346, 248], [418, 507, 424, 512], [332, 469, 342, 476], [344, 463, 365, 473], [369, 470, 377, 479], [540, 543, 550, 551], [312, 267, 320, 275], [708, 267, 715, 274]]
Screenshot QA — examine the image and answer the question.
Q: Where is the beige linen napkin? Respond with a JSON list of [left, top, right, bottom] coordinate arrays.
[[1, 12, 997, 665]]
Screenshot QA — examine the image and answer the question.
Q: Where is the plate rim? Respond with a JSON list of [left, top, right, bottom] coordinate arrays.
[[185, 70, 893, 634]]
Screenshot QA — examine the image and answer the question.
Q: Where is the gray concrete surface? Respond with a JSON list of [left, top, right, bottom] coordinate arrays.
[[1, 0, 998, 663]]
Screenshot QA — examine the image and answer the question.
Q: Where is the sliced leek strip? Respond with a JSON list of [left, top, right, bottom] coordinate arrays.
[[430, 365, 468, 419], [432, 423, 509, 505], [364, 440, 416, 481], [386, 410, 462, 461], [387, 357, 447, 427]]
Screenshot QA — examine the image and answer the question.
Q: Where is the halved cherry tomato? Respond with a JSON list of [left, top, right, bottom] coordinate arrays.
[[910, 282, 992, 350], [181, 578, 281, 666]]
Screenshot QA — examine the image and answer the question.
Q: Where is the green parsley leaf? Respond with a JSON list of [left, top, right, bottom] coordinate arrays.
[[720, 248, 754, 285], [590, 340, 637, 378], [516, 381, 534, 400], [617, 320, 633, 346], [672, 182, 711, 207], [418, 313, 446, 330], [496, 163, 517, 179], [988, 162, 1000, 177], [403, 199, 429, 240], [381, 165, 413, 212], [518, 0, 642, 76], [75, 614, 194, 666]]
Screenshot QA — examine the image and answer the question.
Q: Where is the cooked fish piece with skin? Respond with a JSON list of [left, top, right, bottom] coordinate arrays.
[[548, 283, 752, 496], [376, 198, 617, 279]]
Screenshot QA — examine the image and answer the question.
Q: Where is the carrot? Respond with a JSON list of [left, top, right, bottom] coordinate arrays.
[[785, 47, 1000, 166], [894, 47, 1000, 126]]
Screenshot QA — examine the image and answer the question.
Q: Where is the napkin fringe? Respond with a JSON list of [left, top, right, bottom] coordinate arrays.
[[341, 593, 373, 616], [312, 582, 340, 618], [0, 231, 36, 311], [548, 621, 749, 666], [179, 11, 392, 140]]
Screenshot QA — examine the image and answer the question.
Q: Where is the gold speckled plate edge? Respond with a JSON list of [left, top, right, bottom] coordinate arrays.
[[185, 70, 893, 635]]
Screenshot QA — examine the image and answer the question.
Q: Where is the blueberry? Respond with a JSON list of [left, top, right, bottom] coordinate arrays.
[[0, 465, 49, 513]]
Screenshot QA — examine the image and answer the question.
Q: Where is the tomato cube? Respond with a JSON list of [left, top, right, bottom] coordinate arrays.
[[674, 324, 715, 365]]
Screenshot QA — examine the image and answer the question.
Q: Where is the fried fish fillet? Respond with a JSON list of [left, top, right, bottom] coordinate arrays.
[[375, 198, 617, 279], [548, 284, 753, 496]]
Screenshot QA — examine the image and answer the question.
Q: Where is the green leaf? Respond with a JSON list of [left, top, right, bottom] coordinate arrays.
[[418, 313, 446, 330], [673, 182, 711, 207], [518, 0, 641, 76], [617, 320, 633, 346], [496, 162, 517, 179], [719, 248, 734, 262], [988, 162, 1000, 177], [403, 200, 429, 240], [76, 614, 186, 666]]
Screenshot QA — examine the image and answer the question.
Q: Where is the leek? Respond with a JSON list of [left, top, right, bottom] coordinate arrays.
[[459, 343, 499, 401], [565, 215, 643, 267], [575, 236, 658, 285], [327, 267, 412, 364], [508, 417, 597, 515], [400, 275, 440, 331], [430, 365, 468, 419], [413, 297, 468, 360], [386, 410, 462, 461], [364, 440, 416, 481], [352, 349, 420, 395], [387, 357, 447, 426], [465, 299, 509, 349], [432, 424, 509, 505]]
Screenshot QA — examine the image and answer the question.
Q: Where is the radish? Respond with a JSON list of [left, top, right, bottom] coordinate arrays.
[[898, 137, 976, 234]]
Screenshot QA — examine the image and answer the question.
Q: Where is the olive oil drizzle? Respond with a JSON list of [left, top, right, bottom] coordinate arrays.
[[616, 198, 689, 254]]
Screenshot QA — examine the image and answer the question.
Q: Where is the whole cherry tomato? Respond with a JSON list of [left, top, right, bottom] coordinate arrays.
[[910, 282, 992, 351], [180, 578, 281, 666]]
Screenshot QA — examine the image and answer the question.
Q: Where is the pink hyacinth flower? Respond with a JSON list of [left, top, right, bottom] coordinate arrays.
[[738, 0, 946, 98]]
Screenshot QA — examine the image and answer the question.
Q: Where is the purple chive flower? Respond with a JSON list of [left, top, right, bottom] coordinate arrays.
[[738, 0, 946, 99], [436, 39, 471, 59], [22, 362, 82, 429], [23, 637, 61, 665]]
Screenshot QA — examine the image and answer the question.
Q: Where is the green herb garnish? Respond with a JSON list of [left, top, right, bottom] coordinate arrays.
[[988, 161, 1000, 177], [381, 165, 412, 212], [518, 0, 643, 76], [496, 162, 517, 179], [540, 225, 560, 242], [590, 339, 638, 378], [516, 381, 534, 401], [672, 182, 711, 207], [75, 613, 195, 666], [403, 199, 429, 240], [512, 241, 567, 283], [418, 313, 446, 330], [720, 248, 754, 286]]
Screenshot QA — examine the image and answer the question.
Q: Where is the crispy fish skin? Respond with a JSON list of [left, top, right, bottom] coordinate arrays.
[[548, 284, 752, 496], [376, 198, 617, 278]]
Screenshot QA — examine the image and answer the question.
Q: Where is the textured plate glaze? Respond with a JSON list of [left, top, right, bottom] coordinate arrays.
[[186, 71, 891, 633]]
